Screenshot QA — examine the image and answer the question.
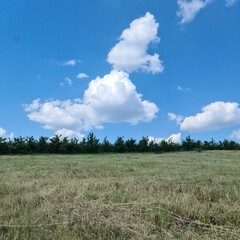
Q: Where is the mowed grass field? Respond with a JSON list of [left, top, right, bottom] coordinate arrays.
[[0, 151, 240, 239]]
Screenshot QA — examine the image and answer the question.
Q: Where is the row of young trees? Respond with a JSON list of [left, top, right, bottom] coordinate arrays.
[[0, 133, 239, 155]]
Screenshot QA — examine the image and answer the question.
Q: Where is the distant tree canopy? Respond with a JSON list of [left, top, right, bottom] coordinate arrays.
[[0, 133, 239, 155]]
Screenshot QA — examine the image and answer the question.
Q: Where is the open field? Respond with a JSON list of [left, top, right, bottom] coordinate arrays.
[[0, 151, 240, 239]]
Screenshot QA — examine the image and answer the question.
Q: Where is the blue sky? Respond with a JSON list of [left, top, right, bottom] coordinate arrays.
[[0, 0, 240, 142]]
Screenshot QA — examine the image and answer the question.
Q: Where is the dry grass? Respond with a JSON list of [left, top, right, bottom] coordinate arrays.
[[0, 151, 240, 239]]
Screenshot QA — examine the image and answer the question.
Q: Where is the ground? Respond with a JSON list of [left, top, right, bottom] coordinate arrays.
[[0, 151, 240, 239]]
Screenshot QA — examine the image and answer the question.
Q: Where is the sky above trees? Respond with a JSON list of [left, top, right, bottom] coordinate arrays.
[[0, 0, 240, 142]]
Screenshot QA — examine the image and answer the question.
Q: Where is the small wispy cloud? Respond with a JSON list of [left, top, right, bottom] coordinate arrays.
[[0, 127, 6, 137], [230, 129, 240, 139], [177, 0, 211, 25], [60, 77, 73, 87], [225, 0, 238, 6], [168, 113, 184, 125], [36, 74, 42, 79], [0, 127, 14, 139], [65, 77, 73, 85], [177, 86, 191, 92], [49, 59, 82, 66], [62, 59, 77, 66], [76, 73, 89, 79]]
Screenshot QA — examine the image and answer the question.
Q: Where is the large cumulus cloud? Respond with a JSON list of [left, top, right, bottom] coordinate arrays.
[[107, 12, 164, 73], [180, 102, 240, 132], [25, 71, 159, 138]]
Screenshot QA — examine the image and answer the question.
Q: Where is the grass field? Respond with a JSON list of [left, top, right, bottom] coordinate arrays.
[[0, 151, 240, 239]]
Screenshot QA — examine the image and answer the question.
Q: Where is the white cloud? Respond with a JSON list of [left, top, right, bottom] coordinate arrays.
[[24, 71, 159, 137], [148, 136, 163, 144], [62, 59, 77, 66], [24, 99, 42, 112], [177, 0, 211, 24], [148, 133, 181, 144], [180, 101, 240, 132], [8, 132, 14, 139], [168, 113, 184, 125], [230, 129, 240, 139], [65, 77, 73, 86], [166, 133, 182, 143], [226, 0, 238, 6], [60, 77, 73, 87], [77, 73, 89, 79], [0, 127, 14, 139], [107, 12, 164, 74], [54, 129, 84, 140], [177, 86, 191, 92], [0, 127, 7, 137]]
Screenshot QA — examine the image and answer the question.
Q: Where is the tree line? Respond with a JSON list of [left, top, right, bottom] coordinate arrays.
[[0, 133, 239, 155]]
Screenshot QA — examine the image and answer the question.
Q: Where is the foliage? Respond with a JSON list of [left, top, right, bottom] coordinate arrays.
[[114, 137, 126, 153], [0, 134, 239, 154]]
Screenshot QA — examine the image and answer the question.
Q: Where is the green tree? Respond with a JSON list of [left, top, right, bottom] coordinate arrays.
[[37, 136, 49, 153], [11, 137, 27, 154], [0, 137, 9, 154], [86, 132, 100, 153], [125, 138, 137, 152], [114, 137, 125, 153], [101, 137, 113, 153], [49, 135, 62, 153], [138, 137, 149, 152], [182, 136, 196, 151], [25, 136, 37, 153]]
